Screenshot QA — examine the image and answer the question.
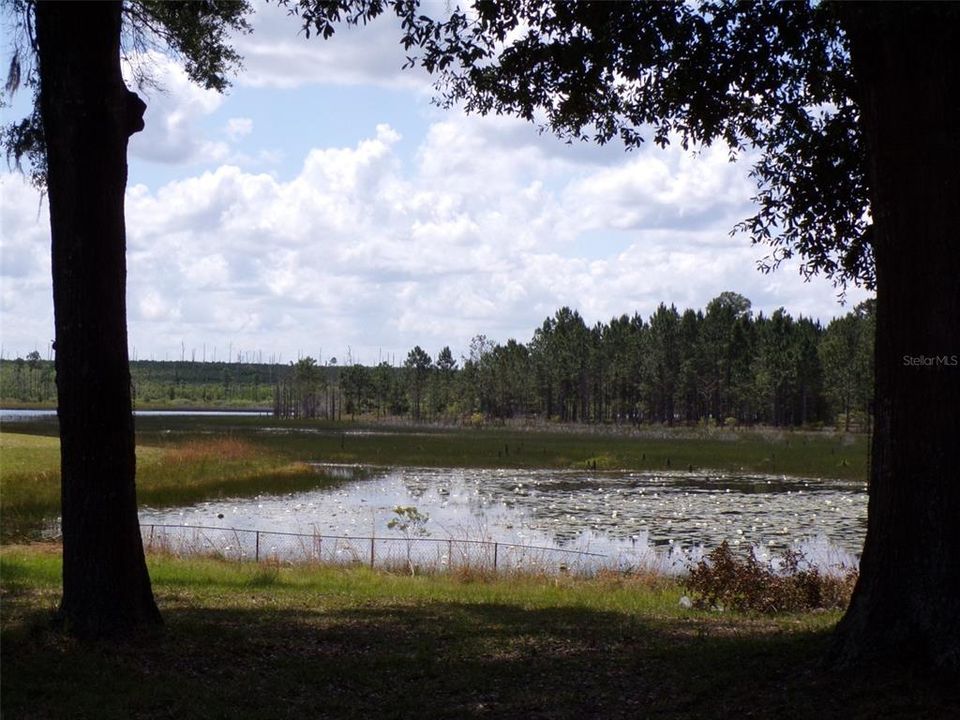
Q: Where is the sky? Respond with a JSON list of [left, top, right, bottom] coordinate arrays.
[[0, 2, 872, 366]]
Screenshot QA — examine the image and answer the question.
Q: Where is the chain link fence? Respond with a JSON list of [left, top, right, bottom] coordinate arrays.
[[141, 523, 608, 575]]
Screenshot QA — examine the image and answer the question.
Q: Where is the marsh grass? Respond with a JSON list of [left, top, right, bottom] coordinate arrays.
[[137, 436, 329, 507], [2, 546, 955, 720], [136, 415, 868, 479], [0, 433, 329, 537]]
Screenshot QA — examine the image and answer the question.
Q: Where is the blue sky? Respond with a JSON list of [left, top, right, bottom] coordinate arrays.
[[0, 2, 872, 365]]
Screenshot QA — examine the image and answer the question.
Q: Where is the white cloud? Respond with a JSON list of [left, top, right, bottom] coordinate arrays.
[[233, 3, 429, 91], [0, 176, 54, 357], [1, 109, 872, 363], [225, 117, 254, 141], [125, 52, 227, 166], [137, 288, 180, 322]]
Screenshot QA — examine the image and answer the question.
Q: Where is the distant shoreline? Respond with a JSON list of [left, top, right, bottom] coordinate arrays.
[[0, 403, 272, 413]]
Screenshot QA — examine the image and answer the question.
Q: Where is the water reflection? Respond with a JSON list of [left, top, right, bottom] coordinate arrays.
[[140, 466, 866, 570]]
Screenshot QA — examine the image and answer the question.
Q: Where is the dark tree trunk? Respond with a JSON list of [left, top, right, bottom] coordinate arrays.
[[833, 6, 960, 671], [36, 1, 162, 636]]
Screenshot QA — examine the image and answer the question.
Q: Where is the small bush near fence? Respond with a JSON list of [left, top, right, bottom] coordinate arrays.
[[684, 541, 858, 613]]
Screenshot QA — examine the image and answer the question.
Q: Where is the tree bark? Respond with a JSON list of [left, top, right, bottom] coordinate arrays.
[[36, 1, 162, 636], [833, 5, 960, 671]]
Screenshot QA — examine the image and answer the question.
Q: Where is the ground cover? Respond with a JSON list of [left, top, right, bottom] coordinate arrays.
[[1, 546, 953, 720]]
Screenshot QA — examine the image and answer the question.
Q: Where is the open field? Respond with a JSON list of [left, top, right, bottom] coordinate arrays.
[[1, 417, 869, 538], [1, 546, 954, 720]]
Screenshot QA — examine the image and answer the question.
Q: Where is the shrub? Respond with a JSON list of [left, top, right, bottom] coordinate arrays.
[[684, 541, 857, 613]]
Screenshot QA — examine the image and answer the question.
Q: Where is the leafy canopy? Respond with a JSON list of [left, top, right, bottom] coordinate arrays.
[[2, 0, 253, 187], [285, 0, 872, 291]]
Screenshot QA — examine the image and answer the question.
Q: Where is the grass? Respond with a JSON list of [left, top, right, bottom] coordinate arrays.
[[136, 436, 338, 507], [2, 545, 955, 720], [129, 414, 870, 480], [0, 433, 63, 521], [0, 433, 333, 537]]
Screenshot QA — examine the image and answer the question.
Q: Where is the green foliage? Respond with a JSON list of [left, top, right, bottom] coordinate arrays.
[[338, 363, 367, 418], [403, 345, 433, 420], [387, 504, 430, 574], [125, 1, 252, 92], [529, 307, 591, 422], [0, 357, 288, 408], [685, 541, 858, 614], [642, 303, 681, 423], [386, 505, 430, 537], [2, 0, 254, 185], [0, 353, 56, 404], [428, 293, 870, 428], [818, 300, 874, 430]]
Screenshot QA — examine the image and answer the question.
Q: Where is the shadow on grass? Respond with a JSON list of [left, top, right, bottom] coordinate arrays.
[[3, 596, 956, 720]]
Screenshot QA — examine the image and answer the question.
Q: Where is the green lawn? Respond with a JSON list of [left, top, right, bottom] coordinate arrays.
[[1, 546, 954, 720]]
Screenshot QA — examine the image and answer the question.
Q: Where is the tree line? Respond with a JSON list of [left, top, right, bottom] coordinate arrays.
[[0, 291, 875, 429], [0, 358, 278, 408], [275, 291, 875, 430]]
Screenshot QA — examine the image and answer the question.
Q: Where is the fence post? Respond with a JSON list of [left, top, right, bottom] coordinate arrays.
[[255, 531, 260, 562], [370, 536, 375, 568], [493, 542, 498, 571], [448, 539, 453, 569]]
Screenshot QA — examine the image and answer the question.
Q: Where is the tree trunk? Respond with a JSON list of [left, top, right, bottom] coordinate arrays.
[[833, 6, 959, 671], [36, 1, 162, 636]]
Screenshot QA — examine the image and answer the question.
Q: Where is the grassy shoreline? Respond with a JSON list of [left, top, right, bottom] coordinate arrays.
[[2, 546, 954, 720], [0, 433, 330, 537], [1, 418, 868, 538]]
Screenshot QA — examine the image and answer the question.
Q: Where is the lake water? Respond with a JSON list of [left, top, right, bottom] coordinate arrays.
[[140, 465, 866, 573], [0, 408, 269, 423]]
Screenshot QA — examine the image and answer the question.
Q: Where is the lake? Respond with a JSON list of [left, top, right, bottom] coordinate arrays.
[[0, 408, 270, 423], [140, 465, 866, 573]]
